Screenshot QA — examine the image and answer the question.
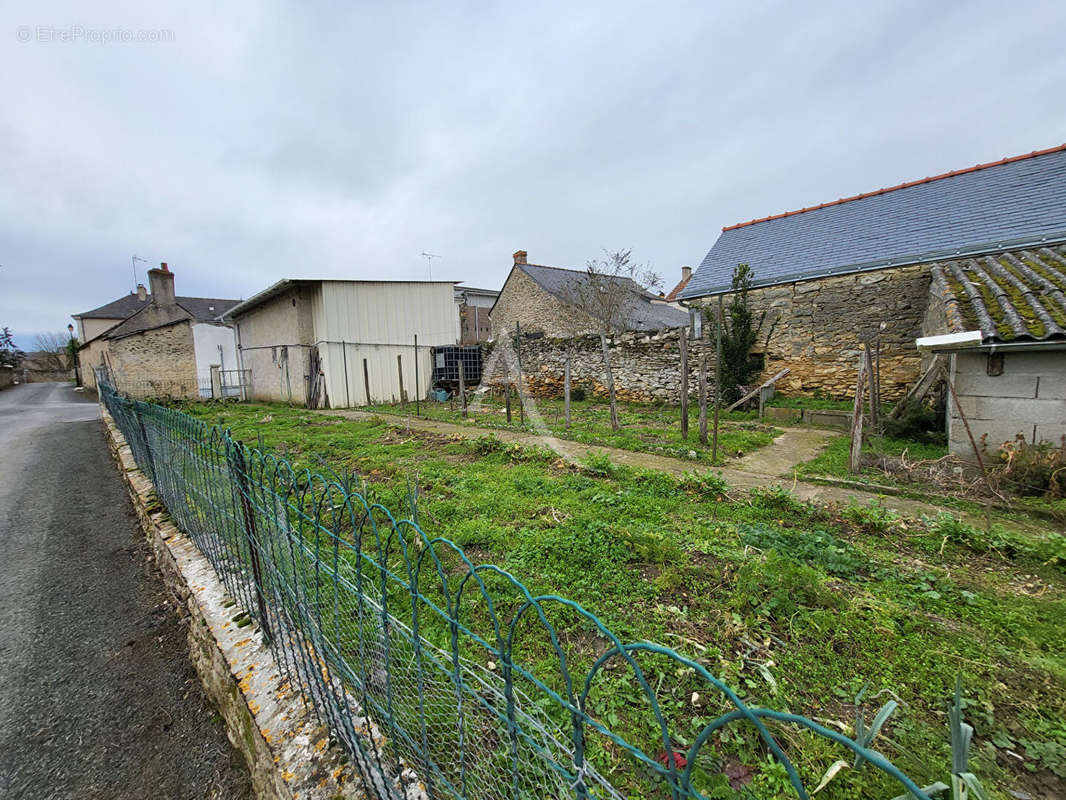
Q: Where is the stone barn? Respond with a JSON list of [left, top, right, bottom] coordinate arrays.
[[680, 144, 1066, 401]]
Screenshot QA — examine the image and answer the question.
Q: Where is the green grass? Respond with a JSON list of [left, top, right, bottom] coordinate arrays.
[[362, 394, 777, 465], [176, 400, 1066, 799]]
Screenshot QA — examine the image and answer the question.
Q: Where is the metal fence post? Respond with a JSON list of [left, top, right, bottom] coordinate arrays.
[[232, 443, 273, 643]]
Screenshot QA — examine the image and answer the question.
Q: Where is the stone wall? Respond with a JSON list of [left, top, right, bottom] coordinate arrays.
[[694, 264, 931, 401], [108, 322, 199, 398], [490, 267, 600, 339], [0, 368, 14, 391], [481, 327, 718, 403]]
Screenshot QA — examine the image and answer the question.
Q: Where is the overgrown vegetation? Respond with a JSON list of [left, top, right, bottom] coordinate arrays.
[[173, 399, 1066, 799], [363, 395, 777, 465], [705, 263, 767, 403]]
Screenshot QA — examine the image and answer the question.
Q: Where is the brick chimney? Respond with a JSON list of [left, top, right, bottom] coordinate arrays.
[[681, 266, 692, 281], [513, 250, 528, 265], [136, 283, 147, 302], [147, 262, 176, 306]]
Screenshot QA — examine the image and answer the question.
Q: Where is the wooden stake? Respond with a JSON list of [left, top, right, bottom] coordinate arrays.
[[865, 344, 878, 429], [397, 354, 406, 407], [713, 295, 723, 460], [515, 322, 525, 425], [679, 326, 689, 440], [458, 356, 468, 418], [363, 358, 372, 407], [414, 334, 420, 417], [698, 353, 709, 446], [849, 353, 867, 473], [505, 386, 512, 423], [564, 353, 572, 431]]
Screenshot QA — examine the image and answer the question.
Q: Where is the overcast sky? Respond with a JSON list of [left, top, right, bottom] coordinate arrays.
[[3, 0, 1065, 346]]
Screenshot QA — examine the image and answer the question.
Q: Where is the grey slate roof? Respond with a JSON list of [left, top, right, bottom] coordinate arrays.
[[76, 294, 240, 322], [682, 144, 1066, 299], [930, 244, 1066, 343], [519, 263, 689, 330]]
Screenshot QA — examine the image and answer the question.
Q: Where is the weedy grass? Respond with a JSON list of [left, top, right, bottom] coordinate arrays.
[[362, 395, 776, 465], [175, 400, 1066, 799]]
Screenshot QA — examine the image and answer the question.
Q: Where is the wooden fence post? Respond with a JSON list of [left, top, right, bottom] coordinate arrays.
[[414, 335, 420, 417], [713, 295, 723, 461], [397, 354, 406, 407], [698, 353, 709, 446], [505, 386, 512, 423], [564, 353, 572, 431], [363, 358, 371, 407], [515, 322, 525, 425], [849, 352, 867, 473], [459, 357, 468, 419], [679, 326, 689, 440], [865, 343, 878, 429]]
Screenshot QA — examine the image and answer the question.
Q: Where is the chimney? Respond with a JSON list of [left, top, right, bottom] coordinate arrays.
[[681, 266, 692, 281], [513, 250, 528, 265], [136, 283, 147, 302], [147, 262, 176, 306]]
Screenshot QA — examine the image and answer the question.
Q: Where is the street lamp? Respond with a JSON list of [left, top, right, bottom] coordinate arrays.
[[67, 323, 82, 387]]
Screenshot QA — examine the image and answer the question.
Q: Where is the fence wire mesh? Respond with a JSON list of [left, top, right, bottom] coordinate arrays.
[[98, 379, 931, 800]]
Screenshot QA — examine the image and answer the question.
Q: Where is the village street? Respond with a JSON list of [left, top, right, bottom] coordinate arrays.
[[0, 383, 250, 799]]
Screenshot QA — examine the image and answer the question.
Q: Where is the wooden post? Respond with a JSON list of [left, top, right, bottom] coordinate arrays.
[[362, 358, 371, 406], [713, 295, 723, 461], [414, 335, 420, 417], [458, 356, 468, 418], [865, 344, 878, 429], [341, 342, 351, 408], [564, 353, 572, 431], [848, 353, 867, 473], [514, 322, 525, 425], [397, 354, 406, 407], [698, 353, 709, 446], [679, 326, 689, 440], [505, 386, 512, 423]]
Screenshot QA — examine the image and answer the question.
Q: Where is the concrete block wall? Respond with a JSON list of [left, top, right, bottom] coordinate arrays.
[[950, 350, 1066, 456], [233, 285, 315, 405]]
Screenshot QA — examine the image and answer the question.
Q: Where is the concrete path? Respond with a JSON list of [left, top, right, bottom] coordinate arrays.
[[0, 383, 251, 800], [321, 408, 976, 521]]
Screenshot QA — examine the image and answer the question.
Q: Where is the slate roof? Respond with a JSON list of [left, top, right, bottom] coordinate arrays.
[[930, 244, 1066, 343], [519, 263, 689, 330], [682, 144, 1066, 299], [75, 294, 240, 321]]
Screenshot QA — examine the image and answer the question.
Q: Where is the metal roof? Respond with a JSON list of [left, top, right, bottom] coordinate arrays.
[[681, 144, 1066, 299]]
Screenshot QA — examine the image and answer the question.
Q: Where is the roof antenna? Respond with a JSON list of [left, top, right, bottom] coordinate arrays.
[[421, 251, 441, 280], [131, 254, 149, 291]]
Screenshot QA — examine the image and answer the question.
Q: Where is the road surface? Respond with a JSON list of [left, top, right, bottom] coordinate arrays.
[[0, 382, 251, 799]]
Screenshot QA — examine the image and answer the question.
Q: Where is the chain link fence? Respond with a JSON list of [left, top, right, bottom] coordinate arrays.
[[98, 379, 930, 800]]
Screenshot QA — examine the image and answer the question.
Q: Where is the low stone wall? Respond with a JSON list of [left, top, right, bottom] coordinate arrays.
[[0, 368, 14, 391], [24, 369, 75, 382], [101, 409, 367, 800], [481, 327, 720, 403]]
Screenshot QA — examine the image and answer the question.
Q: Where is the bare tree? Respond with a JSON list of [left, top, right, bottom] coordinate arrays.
[[565, 249, 661, 431], [33, 332, 73, 370]]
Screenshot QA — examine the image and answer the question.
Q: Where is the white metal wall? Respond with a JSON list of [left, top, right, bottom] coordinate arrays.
[[312, 281, 459, 406]]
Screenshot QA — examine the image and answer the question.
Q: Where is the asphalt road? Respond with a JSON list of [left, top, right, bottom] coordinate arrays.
[[0, 382, 251, 799]]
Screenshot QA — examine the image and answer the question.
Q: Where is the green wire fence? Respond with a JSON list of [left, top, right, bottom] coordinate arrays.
[[98, 379, 931, 800]]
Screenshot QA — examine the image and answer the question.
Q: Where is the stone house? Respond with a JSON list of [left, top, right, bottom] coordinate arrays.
[[77, 264, 241, 398], [680, 143, 1066, 402], [223, 279, 458, 406], [490, 250, 688, 339], [917, 245, 1066, 457]]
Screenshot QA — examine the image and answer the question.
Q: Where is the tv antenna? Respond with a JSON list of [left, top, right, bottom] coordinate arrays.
[[131, 254, 150, 290], [421, 251, 441, 280]]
